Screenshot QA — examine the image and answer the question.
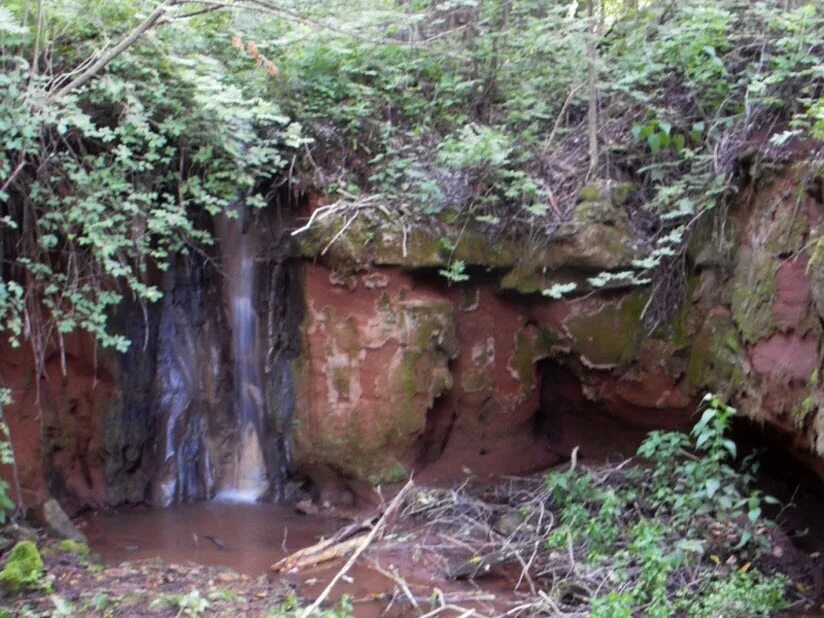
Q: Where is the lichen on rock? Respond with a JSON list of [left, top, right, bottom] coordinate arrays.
[[509, 325, 561, 395], [729, 248, 779, 345], [295, 212, 519, 271], [685, 309, 745, 396]]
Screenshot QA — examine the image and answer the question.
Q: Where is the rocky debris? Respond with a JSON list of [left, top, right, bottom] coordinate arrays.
[[27, 499, 88, 544], [3, 522, 39, 545], [0, 539, 293, 616]]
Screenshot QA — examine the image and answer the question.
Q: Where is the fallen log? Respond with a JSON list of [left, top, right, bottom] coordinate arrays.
[[270, 515, 377, 573], [298, 479, 415, 618], [272, 534, 367, 573]]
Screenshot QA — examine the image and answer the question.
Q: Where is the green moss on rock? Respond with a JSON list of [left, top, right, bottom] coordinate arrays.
[[563, 293, 647, 368], [294, 295, 457, 485], [366, 462, 408, 486], [685, 312, 745, 395], [729, 251, 778, 344], [296, 212, 519, 270], [509, 327, 561, 394], [57, 539, 90, 556], [331, 365, 351, 400], [0, 541, 43, 594], [790, 369, 820, 429]]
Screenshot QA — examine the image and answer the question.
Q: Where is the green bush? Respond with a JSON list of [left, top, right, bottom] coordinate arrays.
[[546, 394, 789, 617]]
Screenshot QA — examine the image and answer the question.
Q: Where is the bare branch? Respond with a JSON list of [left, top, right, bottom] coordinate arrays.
[[48, 0, 179, 100]]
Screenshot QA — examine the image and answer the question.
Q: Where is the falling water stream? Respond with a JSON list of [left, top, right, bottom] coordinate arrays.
[[217, 204, 269, 501]]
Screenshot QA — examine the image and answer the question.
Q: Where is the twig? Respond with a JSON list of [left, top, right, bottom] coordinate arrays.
[[298, 480, 415, 618], [543, 84, 584, 153], [321, 212, 359, 255], [272, 515, 376, 572], [371, 562, 420, 610], [0, 159, 27, 196]]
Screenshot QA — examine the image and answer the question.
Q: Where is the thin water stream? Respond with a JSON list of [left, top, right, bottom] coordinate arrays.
[[217, 204, 270, 501]]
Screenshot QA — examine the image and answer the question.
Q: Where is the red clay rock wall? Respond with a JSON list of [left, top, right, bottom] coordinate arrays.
[[294, 265, 458, 484], [0, 334, 116, 511], [294, 165, 824, 486], [5, 165, 824, 508]]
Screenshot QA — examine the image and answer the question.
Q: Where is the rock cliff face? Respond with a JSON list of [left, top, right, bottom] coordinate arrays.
[[2, 165, 824, 509], [293, 165, 824, 486]]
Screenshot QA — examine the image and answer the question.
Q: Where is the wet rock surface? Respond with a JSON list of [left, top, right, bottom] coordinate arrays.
[[3, 165, 824, 510]]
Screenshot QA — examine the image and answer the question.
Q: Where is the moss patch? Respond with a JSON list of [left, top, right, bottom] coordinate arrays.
[[563, 293, 647, 368], [57, 539, 91, 557], [366, 462, 408, 486], [729, 250, 779, 344], [295, 295, 456, 485], [685, 312, 745, 395], [296, 212, 519, 270], [330, 365, 352, 400], [791, 369, 820, 429], [0, 541, 43, 594], [509, 327, 561, 394]]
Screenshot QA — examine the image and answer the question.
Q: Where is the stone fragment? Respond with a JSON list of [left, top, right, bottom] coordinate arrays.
[[27, 499, 88, 544]]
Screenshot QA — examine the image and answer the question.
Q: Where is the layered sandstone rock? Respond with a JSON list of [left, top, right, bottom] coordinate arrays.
[[4, 164, 824, 507]]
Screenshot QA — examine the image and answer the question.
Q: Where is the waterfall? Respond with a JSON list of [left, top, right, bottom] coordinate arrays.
[[216, 203, 269, 502], [136, 198, 297, 506]]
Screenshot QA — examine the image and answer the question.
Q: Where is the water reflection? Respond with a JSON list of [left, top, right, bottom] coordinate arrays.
[[82, 502, 341, 575]]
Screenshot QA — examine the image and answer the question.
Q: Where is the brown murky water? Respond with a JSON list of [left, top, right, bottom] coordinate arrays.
[[79, 502, 516, 616], [80, 502, 343, 575]]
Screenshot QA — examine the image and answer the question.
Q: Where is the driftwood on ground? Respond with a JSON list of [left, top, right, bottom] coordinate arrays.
[[298, 480, 415, 618], [270, 480, 413, 574]]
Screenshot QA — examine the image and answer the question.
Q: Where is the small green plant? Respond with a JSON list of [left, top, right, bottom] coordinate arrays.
[[0, 391, 17, 524], [90, 592, 111, 613], [438, 260, 469, 283], [50, 596, 76, 617], [546, 393, 788, 617], [149, 589, 210, 616], [267, 593, 354, 618]]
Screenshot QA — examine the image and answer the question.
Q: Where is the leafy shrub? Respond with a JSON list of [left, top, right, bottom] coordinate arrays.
[[0, 394, 16, 524], [546, 394, 788, 617]]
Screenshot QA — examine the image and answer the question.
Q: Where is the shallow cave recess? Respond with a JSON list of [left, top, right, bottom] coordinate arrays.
[[532, 358, 693, 464], [531, 358, 824, 592]]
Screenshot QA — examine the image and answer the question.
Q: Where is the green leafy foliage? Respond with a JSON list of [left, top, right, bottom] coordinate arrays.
[[0, 391, 16, 523], [266, 592, 354, 618], [0, 1, 307, 360], [1, 0, 822, 351], [149, 589, 210, 616], [546, 394, 789, 617], [438, 260, 469, 283]]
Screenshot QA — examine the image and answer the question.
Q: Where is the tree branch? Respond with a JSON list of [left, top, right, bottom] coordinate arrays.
[[48, 0, 179, 100]]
